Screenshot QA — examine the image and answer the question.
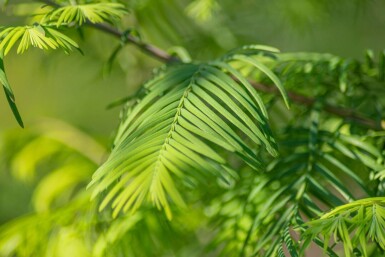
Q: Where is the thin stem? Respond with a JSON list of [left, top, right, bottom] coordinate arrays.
[[320, 197, 385, 219], [90, 23, 179, 63], [249, 81, 385, 130], [37, 0, 385, 131], [38, 0, 178, 63]]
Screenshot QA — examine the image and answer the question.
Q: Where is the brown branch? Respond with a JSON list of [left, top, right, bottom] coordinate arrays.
[[38, 0, 179, 63], [37, 0, 385, 131], [250, 81, 385, 130], [89, 23, 179, 63]]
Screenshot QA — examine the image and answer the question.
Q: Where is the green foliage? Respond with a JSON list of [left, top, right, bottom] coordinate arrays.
[[0, 52, 23, 127], [42, 3, 127, 27], [0, 124, 209, 256], [185, 0, 219, 22], [0, 1, 128, 126], [89, 47, 288, 219], [1, 1, 385, 257], [0, 121, 99, 256], [302, 198, 385, 257], [0, 24, 79, 55], [193, 50, 385, 256]]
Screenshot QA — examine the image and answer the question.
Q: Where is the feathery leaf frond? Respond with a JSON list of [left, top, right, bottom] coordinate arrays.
[[302, 197, 385, 257], [43, 3, 128, 27], [0, 24, 79, 55], [89, 49, 288, 219]]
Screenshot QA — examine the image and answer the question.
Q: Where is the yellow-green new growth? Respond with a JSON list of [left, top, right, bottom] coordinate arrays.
[[302, 197, 385, 257], [43, 3, 128, 27], [0, 24, 79, 55]]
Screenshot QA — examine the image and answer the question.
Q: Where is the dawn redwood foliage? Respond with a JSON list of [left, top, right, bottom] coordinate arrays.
[[0, 1, 385, 256]]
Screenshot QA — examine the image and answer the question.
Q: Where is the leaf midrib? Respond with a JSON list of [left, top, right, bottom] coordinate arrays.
[[148, 67, 202, 195]]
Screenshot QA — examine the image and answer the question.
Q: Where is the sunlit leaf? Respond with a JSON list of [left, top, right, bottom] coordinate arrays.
[[44, 3, 128, 27], [0, 24, 79, 55]]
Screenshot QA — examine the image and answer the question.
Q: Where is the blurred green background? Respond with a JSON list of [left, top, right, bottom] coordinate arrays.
[[0, 0, 384, 255]]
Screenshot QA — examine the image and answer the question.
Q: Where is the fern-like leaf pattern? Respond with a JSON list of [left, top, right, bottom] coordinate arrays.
[[89, 50, 288, 219]]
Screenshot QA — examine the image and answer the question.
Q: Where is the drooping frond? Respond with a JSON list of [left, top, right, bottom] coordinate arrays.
[[0, 52, 23, 127], [43, 3, 128, 27], [0, 24, 79, 55], [89, 47, 288, 219], [302, 197, 385, 257]]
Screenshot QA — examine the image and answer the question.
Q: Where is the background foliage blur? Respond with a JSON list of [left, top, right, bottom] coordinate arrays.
[[1, 0, 385, 256]]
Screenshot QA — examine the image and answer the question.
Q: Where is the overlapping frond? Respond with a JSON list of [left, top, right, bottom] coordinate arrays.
[[43, 3, 127, 27], [207, 103, 385, 256], [203, 50, 385, 256], [302, 198, 385, 257], [89, 48, 288, 219], [248, 122, 383, 255]]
